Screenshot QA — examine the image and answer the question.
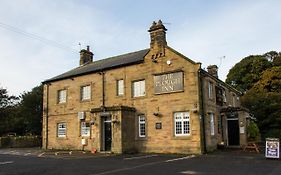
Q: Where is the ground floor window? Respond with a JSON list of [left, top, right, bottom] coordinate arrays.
[[81, 121, 90, 137], [210, 113, 215, 136], [138, 115, 146, 137], [174, 112, 190, 136], [57, 123, 66, 137]]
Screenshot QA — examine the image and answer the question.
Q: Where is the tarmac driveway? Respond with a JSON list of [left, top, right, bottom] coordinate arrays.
[[0, 148, 280, 175]]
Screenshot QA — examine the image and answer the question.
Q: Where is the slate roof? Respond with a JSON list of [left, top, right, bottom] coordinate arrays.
[[44, 49, 150, 83]]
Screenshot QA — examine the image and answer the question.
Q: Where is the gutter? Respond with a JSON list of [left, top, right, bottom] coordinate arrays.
[[198, 69, 207, 154], [45, 83, 49, 149], [99, 71, 106, 112]]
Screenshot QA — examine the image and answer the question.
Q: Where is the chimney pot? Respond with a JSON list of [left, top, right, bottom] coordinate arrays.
[[207, 65, 218, 78], [80, 46, 93, 65]]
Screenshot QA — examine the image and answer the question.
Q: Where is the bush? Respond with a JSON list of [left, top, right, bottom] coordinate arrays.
[[247, 121, 260, 141]]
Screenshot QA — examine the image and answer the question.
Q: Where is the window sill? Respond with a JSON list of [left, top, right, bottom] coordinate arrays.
[[80, 99, 91, 103], [132, 96, 146, 100], [172, 135, 192, 140]]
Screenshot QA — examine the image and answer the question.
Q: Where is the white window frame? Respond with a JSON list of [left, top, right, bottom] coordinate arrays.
[[57, 123, 66, 137], [174, 112, 190, 136], [58, 89, 67, 103], [210, 113, 215, 136], [208, 81, 213, 99], [81, 85, 91, 101], [133, 80, 145, 97], [117, 79, 124, 96], [138, 115, 146, 137], [81, 121, 90, 137]]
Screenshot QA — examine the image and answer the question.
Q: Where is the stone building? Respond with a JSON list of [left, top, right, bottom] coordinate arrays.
[[42, 20, 249, 154]]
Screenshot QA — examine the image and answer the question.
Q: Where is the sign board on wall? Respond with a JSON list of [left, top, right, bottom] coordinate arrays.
[[154, 71, 184, 94]]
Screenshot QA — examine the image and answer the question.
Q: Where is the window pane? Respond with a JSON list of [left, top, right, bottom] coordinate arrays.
[[81, 85, 91, 100], [117, 80, 124, 96], [57, 123, 66, 137], [139, 115, 146, 137], [210, 113, 215, 136], [133, 80, 145, 97], [81, 121, 90, 137], [58, 90, 66, 103], [174, 112, 190, 136]]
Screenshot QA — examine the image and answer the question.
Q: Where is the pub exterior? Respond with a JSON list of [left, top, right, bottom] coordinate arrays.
[[42, 20, 249, 154]]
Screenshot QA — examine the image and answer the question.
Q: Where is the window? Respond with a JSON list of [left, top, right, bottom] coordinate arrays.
[[57, 123, 66, 137], [81, 121, 90, 137], [138, 115, 146, 137], [133, 80, 145, 97], [174, 112, 190, 136], [210, 113, 215, 136], [232, 94, 236, 107], [222, 90, 227, 103], [117, 79, 124, 96], [58, 89, 67, 103], [208, 82, 213, 99], [81, 85, 91, 101]]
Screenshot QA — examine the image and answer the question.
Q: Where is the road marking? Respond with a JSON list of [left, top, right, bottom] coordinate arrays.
[[180, 170, 200, 174], [124, 154, 158, 160], [165, 155, 195, 162], [91, 161, 161, 175], [24, 153, 31, 156], [91, 155, 195, 175], [0, 161, 14, 165], [38, 152, 45, 157]]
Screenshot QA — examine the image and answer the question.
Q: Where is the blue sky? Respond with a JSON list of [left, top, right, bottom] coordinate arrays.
[[0, 0, 280, 95]]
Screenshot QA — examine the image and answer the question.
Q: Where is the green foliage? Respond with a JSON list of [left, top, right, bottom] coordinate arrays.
[[226, 54, 272, 92], [227, 51, 281, 139], [0, 85, 42, 136], [247, 121, 260, 141]]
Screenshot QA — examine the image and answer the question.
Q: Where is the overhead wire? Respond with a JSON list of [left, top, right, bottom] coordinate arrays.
[[0, 21, 79, 53]]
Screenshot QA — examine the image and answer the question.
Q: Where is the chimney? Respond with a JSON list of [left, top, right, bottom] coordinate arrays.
[[207, 65, 218, 78], [79, 46, 93, 65], [148, 20, 167, 50]]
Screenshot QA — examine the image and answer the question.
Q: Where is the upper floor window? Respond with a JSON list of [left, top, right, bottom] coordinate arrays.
[[81, 85, 91, 101], [138, 115, 146, 137], [133, 80, 145, 97], [58, 89, 67, 103], [117, 79, 124, 96], [222, 89, 227, 103], [174, 112, 190, 136], [232, 94, 236, 107], [57, 123, 66, 137], [208, 81, 213, 99]]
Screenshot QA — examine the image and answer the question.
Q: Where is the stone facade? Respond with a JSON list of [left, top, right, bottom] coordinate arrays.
[[42, 20, 249, 154]]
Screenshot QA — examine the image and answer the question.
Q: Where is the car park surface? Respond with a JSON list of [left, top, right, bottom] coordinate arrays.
[[0, 148, 280, 175]]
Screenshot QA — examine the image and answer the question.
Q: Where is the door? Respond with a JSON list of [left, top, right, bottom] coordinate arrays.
[[103, 116, 112, 151], [227, 119, 239, 146]]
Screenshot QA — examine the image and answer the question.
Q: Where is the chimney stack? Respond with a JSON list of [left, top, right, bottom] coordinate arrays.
[[79, 46, 93, 65], [148, 20, 167, 51], [207, 65, 218, 78]]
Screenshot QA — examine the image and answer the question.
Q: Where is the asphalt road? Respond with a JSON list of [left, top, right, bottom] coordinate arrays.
[[0, 149, 280, 175]]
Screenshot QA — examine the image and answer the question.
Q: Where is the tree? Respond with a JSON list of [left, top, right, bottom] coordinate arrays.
[[226, 54, 272, 92], [17, 85, 43, 135], [241, 66, 281, 139], [0, 87, 19, 136]]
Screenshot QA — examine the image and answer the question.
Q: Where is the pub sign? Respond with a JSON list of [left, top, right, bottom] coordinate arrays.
[[154, 71, 184, 94]]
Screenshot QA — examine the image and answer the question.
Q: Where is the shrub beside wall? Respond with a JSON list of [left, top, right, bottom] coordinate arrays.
[[0, 136, 41, 148]]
